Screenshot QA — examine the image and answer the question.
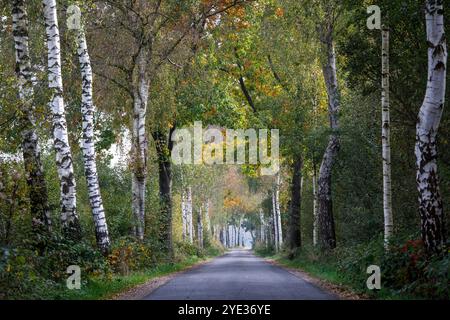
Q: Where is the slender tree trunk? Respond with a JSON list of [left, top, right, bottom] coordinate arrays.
[[197, 206, 203, 248], [272, 191, 279, 251], [259, 208, 265, 244], [267, 212, 273, 248], [237, 220, 241, 247], [318, 27, 340, 250], [275, 174, 283, 249], [204, 202, 211, 243], [288, 158, 302, 253], [43, 0, 80, 238], [415, 0, 447, 255], [226, 225, 229, 248], [131, 51, 149, 241], [12, 0, 51, 237], [186, 187, 193, 243], [381, 27, 393, 248], [153, 130, 174, 257], [181, 190, 187, 241], [312, 162, 319, 247], [76, 27, 110, 254]]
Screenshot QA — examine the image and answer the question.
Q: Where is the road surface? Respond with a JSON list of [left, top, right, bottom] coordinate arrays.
[[144, 249, 337, 300]]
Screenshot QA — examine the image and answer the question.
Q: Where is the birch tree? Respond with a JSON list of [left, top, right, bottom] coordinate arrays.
[[12, 0, 51, 235], [415, 0, 447, 254], [42, 0, 80, 238], [181, 190, 188, 241], [271, 190, 279, 251], [275, 174, 283, 250], [381, 27, 393, 248], [75, 20, 110, 254], [259, 208, 265, 244]]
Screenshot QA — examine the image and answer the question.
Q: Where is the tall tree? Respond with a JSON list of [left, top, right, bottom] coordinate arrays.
[[76, 18, 110, 254], [415, 0, 447, 254], [12, 0, 51, 237], [153, 129, 175, 256], [287, 157, 302, 254], [197, 205, 204, 248], [42, 0, 80, 238], [312, 162, 318, 246], [317, 3, 340, 250], [381, 27, 393, 248]]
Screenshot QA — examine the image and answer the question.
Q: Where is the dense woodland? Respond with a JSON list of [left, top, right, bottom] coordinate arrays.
[[0, 0, 448, 299]]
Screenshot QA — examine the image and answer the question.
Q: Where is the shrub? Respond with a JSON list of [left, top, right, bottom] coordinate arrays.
[[108, 237, 165, 275], [382, 239, 449, 299]]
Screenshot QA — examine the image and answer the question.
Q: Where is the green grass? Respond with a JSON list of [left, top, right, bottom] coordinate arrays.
[[255, 251, 407, 300], [48, 255, 210, 300]]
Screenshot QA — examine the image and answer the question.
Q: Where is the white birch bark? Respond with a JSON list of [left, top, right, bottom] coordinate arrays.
[[276, 174, 283, 248], [272, 191, 279, 251], [43, 0, 79, 237], [131, 49, 149, 241], [181, 190, 187, 241], [415, 0, 447, 254], [76, 27, 110, 254], [381, 27, 393, 248], [12, 0, 52, 232], [259, 208, 265, 244]]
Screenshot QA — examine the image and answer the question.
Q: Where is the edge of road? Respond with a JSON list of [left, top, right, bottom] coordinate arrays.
[[109, 256, 220, 300], [263, 257, 368, 300]]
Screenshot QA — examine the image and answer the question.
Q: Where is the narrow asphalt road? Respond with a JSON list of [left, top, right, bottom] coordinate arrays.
[[144, 249, 337, 300]]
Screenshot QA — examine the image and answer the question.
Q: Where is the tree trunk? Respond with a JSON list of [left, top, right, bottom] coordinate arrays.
[[259, 208, 265, 244], [271, 191, 279, 251], [312, 162, 318, 247], [381, 27, 393, 248], [237, 221, 241, 247], [131, 50, 149, 241], [76, 27, 110, 254], [43, 0, 80, 239], [318, 27, 340, 250], [186, 187, 193, 243], [153, 130, 174, 257], [275, 174, 283, 250], [197, 206, 203, 248], [288, 158, 302, 252], [181, 190, 187, 241], [226, 225, 230, 248], [415, 0, 447, 255], [12, 0, 51, 237], [204, 202, 211, 243]]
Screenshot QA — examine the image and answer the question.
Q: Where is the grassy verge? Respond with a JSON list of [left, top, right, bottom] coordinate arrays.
[[255, 251, 406, 300], [48, 255, 215, 300]]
